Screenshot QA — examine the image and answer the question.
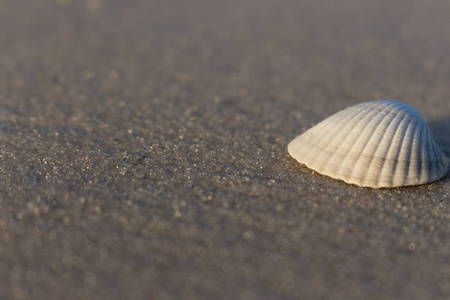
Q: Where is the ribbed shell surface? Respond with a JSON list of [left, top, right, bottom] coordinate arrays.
[[288, 100, 449, 188]]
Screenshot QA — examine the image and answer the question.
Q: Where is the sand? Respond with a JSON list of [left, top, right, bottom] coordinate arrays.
[[0, 0, 449, 299]]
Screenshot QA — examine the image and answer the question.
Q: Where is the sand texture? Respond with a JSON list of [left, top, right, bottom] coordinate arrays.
[[0, 0, 449, 299]]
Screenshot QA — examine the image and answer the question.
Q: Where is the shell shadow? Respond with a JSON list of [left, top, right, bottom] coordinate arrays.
[[429, 118, 450, 179]]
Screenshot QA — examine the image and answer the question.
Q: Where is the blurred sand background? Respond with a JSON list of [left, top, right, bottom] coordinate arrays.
[[0, 0, 450, 299]]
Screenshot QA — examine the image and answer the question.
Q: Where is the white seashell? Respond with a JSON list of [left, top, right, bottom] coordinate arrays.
[[288, 100, 449, 188]]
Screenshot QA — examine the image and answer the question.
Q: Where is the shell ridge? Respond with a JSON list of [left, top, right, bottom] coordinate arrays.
[[301, 101, 399, 160], [431, 131, 442, 177], [331, 107, 392, 182], [439, 152, 449, 177], [347, 104, 404, 185], [313, 106, 362, 136], [321, 107, 384, 176], [310, 105, 374, 148], [443, 154, 450, 176], [422, 121, 436, 180], [295, 105, 374, 165], [429, 129, 445, 178], [424, 126, 435, 180], [399, 111, 420, 185], [308, 107, 362, 140], [367, 108, 412, 186], [313, 102, 403, 169], [377, 110, 412, 186], [402, 113, 419, 184], [422, 124, 441, 180], [390, 116, 415, 186]]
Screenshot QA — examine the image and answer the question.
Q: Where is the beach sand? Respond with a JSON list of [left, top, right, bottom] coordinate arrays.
[[0, 0, 449, 299]]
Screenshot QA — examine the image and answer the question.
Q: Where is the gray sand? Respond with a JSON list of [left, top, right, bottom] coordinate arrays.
[[1, 0, 450, 299]]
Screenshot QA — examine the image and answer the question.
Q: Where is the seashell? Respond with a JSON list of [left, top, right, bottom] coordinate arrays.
[[288, 100, 449, 188]]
